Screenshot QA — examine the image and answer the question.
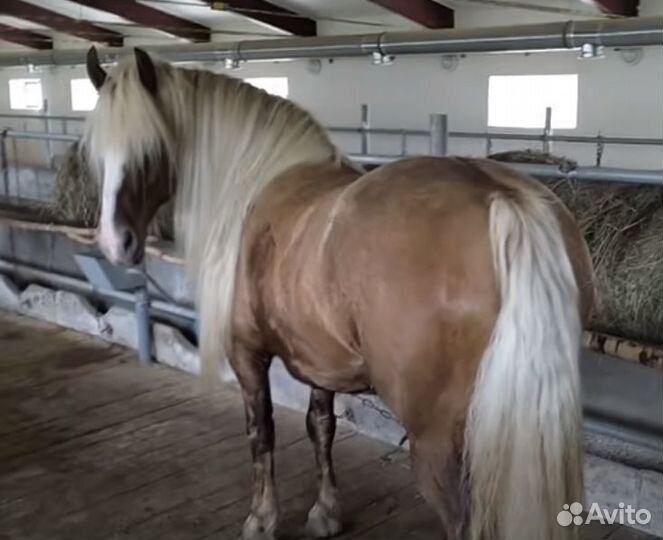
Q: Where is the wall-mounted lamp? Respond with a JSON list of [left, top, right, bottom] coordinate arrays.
[[440, 54, 460, 72], [306, 59, 323, 75]]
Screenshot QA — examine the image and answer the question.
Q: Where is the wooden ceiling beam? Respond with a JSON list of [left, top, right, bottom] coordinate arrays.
[[210, 0, 316, 36], [70, 0, 210, 42], [593, 0, 640, 16], [367, 0, 454, 28], [0, 0, 123, 46], [0, 23, 52, 49]]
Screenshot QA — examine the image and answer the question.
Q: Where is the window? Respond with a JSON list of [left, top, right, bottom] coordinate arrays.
[[244, 77, 289, 98], [9, 78, 43, 110], [488, 74, 578, 129], [70, 78, 99, 111]]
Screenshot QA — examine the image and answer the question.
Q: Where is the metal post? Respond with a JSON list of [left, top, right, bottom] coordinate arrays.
[[43, 99, 54, 169], [596, 133, 605, 167], [429, 113, 448, 156], [134, 287, 152, 366], [543, 106, 552, 154], [1, 130, 9, 198], [400, 129, 407, 156], [360, 104, 370, 155], [486, 135, 493, 156], [0, 130, 15, 259]]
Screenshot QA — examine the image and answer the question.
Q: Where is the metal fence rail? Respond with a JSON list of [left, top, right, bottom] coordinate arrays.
[[329, 105, 663, 167], [0, 109, 662, 189]]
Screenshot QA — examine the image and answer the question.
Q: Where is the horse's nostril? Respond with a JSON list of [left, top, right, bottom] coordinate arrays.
[[122, 229, 134, 252]]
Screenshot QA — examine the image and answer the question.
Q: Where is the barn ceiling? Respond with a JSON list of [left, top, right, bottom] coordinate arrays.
[[0, 0, 642, 51]]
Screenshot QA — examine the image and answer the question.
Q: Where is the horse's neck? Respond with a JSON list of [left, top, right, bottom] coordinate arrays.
[[171, 68, 342, 353], [172, 69, 337, 180]]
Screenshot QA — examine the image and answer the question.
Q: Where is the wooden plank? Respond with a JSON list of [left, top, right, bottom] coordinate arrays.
[[0, 366, 200, 464], [276, 446, 416, 539], [0, 23, 52, 49], [0, 395, 240, 500], [606, 525, 659, 539], [2, 410, 311, 539], [212, 0, 317, 36], [367, 0, 454, 28], [346, 499, 436, 539], [0, 345, 128, 389], [0, 0, 123, 46], [70, 0, 211, 42], [594, 0, 639, 16], [0, 352, 184, 430], [0, 398, 247, 530], [582, 518, 624, 540], [120, 429, 363, 540]]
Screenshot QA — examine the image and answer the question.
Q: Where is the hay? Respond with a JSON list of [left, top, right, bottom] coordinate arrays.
[[491, 150, 663, 344], [53, 141, 174, 240], [53, 141, 98, 227]]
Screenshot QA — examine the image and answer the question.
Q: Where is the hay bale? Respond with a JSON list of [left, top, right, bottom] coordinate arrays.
[[54, 141, 98, 227], [53, 142, 174, 240], [491, 150, 663, 344]]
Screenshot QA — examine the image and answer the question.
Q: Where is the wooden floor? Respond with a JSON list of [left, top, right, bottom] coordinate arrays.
[[0, 311, 657, 540]]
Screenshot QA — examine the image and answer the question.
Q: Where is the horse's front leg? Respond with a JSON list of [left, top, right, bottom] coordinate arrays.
[[231, 346, 278, 540], [305, 388, 342, 538]]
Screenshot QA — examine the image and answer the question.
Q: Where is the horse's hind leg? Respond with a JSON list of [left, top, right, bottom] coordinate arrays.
[[410, 427, 469, 540], [305, 388, 342, 538], [230, 345, 279, 540]]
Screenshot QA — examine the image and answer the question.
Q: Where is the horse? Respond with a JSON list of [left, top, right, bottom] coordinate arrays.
[[83, 47, 593, 540]]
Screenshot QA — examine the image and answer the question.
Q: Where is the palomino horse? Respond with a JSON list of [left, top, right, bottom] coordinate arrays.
[[84, 47, 593, 540]]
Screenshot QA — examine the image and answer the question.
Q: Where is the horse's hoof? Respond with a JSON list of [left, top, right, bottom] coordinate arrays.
[[241, 513, 278, 540], [306, 501, 343, 538]]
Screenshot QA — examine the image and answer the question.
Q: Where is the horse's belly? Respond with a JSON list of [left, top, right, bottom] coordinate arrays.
[[280, 348, 370, 394]]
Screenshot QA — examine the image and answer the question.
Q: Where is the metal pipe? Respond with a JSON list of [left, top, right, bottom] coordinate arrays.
[[542, 106, 553, 154], [134, 287, 152, 366], [508, 163, 663, 184], [329, 126, 430, 136], [0, 113, 85, 122], [450, 131, 663, 145], [360, 104, 370, 155], [348, 153, 663, 184], [0, 258, 197, 321], [4, 118, 658, 149], [43, 100, 55, 170], [0, 132, 16, 260], [328, 126, 663, 146], [0, 17, 660, 67], [429, 114, 448, 157], [1, 130, 80, 142]]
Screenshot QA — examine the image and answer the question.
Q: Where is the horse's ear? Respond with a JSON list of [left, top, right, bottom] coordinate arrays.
[[134, 48, 158, 96], [86, 46, 107, 90]]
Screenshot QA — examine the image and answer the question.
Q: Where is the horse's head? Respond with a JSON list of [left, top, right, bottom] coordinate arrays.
[[85, 47, 175, 266]]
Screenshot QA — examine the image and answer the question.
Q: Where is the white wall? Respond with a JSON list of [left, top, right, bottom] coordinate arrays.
[[0, 1, 661, 170]]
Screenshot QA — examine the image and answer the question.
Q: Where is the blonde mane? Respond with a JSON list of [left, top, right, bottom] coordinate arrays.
[[85, 56, 340, 374]]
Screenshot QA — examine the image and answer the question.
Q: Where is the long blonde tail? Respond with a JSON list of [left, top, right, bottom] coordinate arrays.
[[465, 191, 584, 540]]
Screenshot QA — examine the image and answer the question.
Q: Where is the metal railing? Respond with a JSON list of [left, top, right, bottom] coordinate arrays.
[[329, 104, 663, 167], [0, 109, 661, 189]]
